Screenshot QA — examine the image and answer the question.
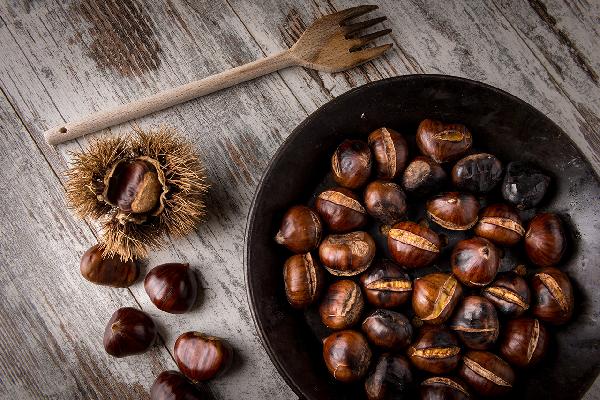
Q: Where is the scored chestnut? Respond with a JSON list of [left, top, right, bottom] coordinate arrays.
[[525, 213, 567, 267], [451, 237, 500, 287], [426, 192, 480, 231], [474, 204, 525, 246], [449, 296, 499, 350], [416, 119, 472, 163], [283, 253, 325, 309], [319, 280, 364, 329], [368, 127, 409, 180], [145, 263, 198, 314], [402, 156, 447, 197], [420, 376, 471, 400], [315, 187, 368, 232], [361, 309, 413, 351], [359, 259, 412, 308], [365, 353, 412, 400], [531, 267, 574, 325], [103, 307, 157, 357], [174, 332, 233, 382], [331, 139, 372, 189], [80, 244, 139, 287], [408, 325, 461, 374], [502, 161, 551, 209], [482, 271, 530, 318], [452, 153, 503, 193], [412, 273, 463, 324], [150, 370, 205, 400], [459, 351, 515, 397], [274, 205, 322, 253], [387, 221, 441, 269], [319, 231, 376, 276], [500, 318, 549, 368], [363, 180, 407, 225], [323, 330, 372, 383]]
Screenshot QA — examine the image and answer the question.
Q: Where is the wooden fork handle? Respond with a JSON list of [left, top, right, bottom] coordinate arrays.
[[44, 50, 296, 145]]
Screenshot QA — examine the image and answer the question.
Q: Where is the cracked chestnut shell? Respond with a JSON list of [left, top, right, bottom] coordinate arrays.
[[402, 156, 447, 197], [331, 139, 372, 189], [500, 317, 549, 368], [482, 271, 530, 318], [368, 127, 409, 180], [387, 221, 441, 269], [452, 153, 503, 193], [502, 161, 550, 209], [174, 332, 233, 382], [103, 307, 157, 357], [150, 370, 205, 400], [531, 267, 574, 325], [474, 204, 525, 246], [525, 213, 567, 267], [426, 192, 480, 231], [451, 237, 500, 287], [449, 296, 499, 350], [283, 253, 325, 308], [323, 330, 372, 383], [420, 376, 471, 400], [145, 263, 198, 314], [104, 158, 163, 214], [319, 280, 364, 329], [408, 325, 461, 374], [315, 187, 368, 232], [365, 353, 412, 400], [80, 244, 139, 287], [319, 231, 376, 276], [274, 205, 322, 253], [416, 119, 472, 163], [363, 180, 407, 225], [359, 260, 412, 308], [412, 273, 463, 324], [361, 309, 412, 351], [459, 351, 515, 396]]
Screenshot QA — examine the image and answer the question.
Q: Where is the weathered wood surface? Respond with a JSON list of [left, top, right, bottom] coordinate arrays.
[[0, 0, 598, 399]]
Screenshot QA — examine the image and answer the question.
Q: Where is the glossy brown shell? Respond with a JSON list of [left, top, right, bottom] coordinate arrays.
[[387, 221, 441, 269]]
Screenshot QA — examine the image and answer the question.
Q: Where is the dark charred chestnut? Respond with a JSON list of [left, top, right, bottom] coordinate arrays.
[[459, 351, 515, 396], [323, 330, 372, 383], [502, 161, 551, 209], [482, 271, 530, 318], [420, 376, 471, 400], [452, 153, 503, 193], [144, 263, 198, 314], [331, 139, 372, 189], [363, 181, 407, 225], [500, 318, 549, 368], [426, 192, 480, 231], [319, 231, 376, 276], [451, 237, 500, 287], [359, 260, 412, 308], [315, 187, 368, 232], [401, 156, 447, 197], [449, 296, 499, 350], [474, 204, 525, 246], [408, 325, 461, 374], [283, 253, 325, 308], [105, 158, 163, 214], [387, 221, 441, 269], [103, 307, 157, 357], [365, 353, 412, 400], [412, 273, 463, 324], [525, 213, 567, 267], [319, 280, 364, 329], [274, 205, 322, 253], [174, 332, 232, 381], [361, 309, 412, 351], [80, 244, 138, 287], [531, 267, 574, 325], [150, 370, 205, 400], [416, 119, 472, 163], [368, 127, 409, 180]]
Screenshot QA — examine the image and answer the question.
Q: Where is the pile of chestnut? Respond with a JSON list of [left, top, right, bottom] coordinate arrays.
[[275, 119, 574, 399], [80, 245, 226, 399]]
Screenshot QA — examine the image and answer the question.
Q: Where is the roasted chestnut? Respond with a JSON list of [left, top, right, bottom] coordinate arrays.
[[416, 119, 472, 163], [459, 351, 515, 396], [408, 325, 461, 374], [426, 192, 479, 231], [387, 221, 441, 269], [361, 309, 412, 351], [401, 156, 447, 197], [103, 307, 157, 357], [502, 161, 550, 209], [531, 267, 574, 325], [274, 205, 322, 253], [474, 204, 525, 246], [368, 127, 409, 180], [80, 244, 138, 287], [451, 237, 500, 287], [359, 260, 412, 308], [412, 273, 463, 324], [500, 318, 549, 368], [150, 370, 205, 400], [365, 353, 412, 400], [420, 376, 471, 400], [363, 180, 407, 225], [323, 330, 372, 383], [452, 153, 503, 193], [319, 280, 364, 329], [319, 231, 376, 276], [331, 139, 372, 189], [144, 263, 198, 314], [283, 253, 325, 308], [449, 296, 499, 350], [174, 332, 232, 381], [482, 271, 530, 318], [315, 187, 368, 232], [525, 213, 566, 267]]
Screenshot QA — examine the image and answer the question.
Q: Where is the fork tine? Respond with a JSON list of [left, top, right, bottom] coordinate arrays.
[[350, 43, 393, 64], [343, 16, 387, 36], [349, 29, 393, 51], [333, 5, 378, 23]]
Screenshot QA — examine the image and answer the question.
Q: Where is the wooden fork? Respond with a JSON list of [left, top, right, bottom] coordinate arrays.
[[44, 5, 392, 145]]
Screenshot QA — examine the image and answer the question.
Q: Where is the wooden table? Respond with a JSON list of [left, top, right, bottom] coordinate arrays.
[[0, 1, 598, 398]]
